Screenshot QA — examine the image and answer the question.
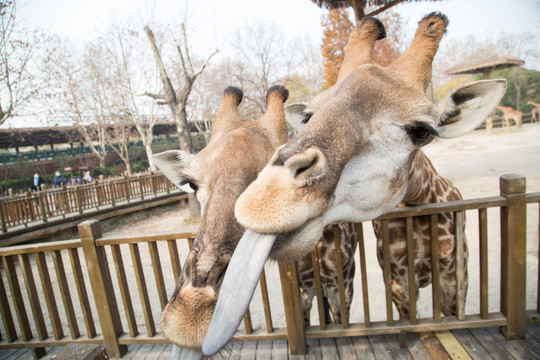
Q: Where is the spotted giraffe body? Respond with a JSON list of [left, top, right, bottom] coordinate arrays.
[[297, 223, 357, 325], [372, 149, 468, 319]]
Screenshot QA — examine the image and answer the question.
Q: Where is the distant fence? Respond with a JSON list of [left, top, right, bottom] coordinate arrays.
[[0, 174, 537, 358], [0, 173, 176, 232]]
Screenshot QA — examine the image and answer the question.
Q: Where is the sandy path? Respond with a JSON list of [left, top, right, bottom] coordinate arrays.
[[107, 123, 540, 330]]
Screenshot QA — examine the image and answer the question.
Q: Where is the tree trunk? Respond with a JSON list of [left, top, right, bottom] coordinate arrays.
[[144, 26, 194, 153], [145, 143, 156, 172]]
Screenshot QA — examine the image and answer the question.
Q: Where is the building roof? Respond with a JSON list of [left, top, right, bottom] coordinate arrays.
[[445, 47, 525, 77]]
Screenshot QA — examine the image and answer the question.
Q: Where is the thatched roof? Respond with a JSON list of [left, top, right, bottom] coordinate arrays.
[[445, 47, 525, 78], [311, 0, 442, 20]]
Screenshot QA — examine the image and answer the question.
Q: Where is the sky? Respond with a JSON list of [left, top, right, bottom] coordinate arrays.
[[6, 0, 540, 129], [18, 0, 540, 62]]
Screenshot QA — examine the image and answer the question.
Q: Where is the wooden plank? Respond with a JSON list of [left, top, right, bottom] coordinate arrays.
[[68, 248, 97, 339], [259, 269, 274, 333], [78, 220, 127, 358], [228, 341, 243, 360], [0, 270, 17, 342], [405, 333, 432, 360], [383, 333, 417, 359], [147, 242, 168, 310], [319, 337, 339, 359], [305, 338, 323, 360], [368, 335, 394, 360], [478, 208, 488, 319], [53, 250, 80, 339], [430, 215, 441, 323], [239, 340, 256, 359], [311, 247, 327, 330], [356, 223, 371, 327], [419, 332, 452, 360], [167, 240, 181, 281], [350, 336, 375, 360], [469, 327, 515, 360], [452, 328, 493, 360], [486, 326, 539, 360], [3, 256, 33, 341], [129, 243, 156, 337], [68, 248, 96, 338], [18, 253, 48, 341], [500, 175, 527, 340], [381, 220, 394, 326], [243, 308, 253, 334], [435, 330, 472, 359], [335, 336, 358, 359], [110, 244, 138, 338], [454, 211, 466, 321], [333, 225, 348, 328], [304, 313, 507, 339], [255, 340, 272, 359], [270, 339, 288, 360], [34, 252, 64, 340], [376, 196, 506, 220], [406, 217, 417, 324], [278, 262, 307, 354]]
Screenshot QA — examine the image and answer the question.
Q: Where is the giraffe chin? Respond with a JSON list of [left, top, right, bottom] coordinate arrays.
[[161, 285, 217, 350]]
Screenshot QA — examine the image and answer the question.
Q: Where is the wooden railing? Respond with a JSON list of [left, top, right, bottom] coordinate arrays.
[[0, 174, 537, 359], [0, 173, 174, 232]]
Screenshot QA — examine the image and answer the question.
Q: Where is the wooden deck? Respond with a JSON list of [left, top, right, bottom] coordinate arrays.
[[2, 325, 540, 359]]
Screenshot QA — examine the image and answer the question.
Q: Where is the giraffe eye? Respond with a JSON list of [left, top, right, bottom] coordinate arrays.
[[405, 123, 438, 146], [302, 113, 313, 124], [180, 180, 198, 192]]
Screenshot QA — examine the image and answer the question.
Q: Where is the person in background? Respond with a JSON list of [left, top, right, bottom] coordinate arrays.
[[53, 171, 67, 188], [82, 170, 93, 184], [31, 172, 44, 191]]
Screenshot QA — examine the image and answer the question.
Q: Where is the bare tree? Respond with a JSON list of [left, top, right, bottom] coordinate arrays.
[[144, 24, 217, 153], [0, 1, 39, 126]]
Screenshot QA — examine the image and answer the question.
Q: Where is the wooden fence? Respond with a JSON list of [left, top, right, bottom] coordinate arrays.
[[0, 173, 174, 233], [0, 174, 537, 358]]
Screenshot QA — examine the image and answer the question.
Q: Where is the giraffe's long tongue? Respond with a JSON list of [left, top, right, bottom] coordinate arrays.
[[202, 230, 277, 356]]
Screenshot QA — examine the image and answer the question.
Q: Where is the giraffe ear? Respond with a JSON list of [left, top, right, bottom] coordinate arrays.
[[436, 79, 507, 139], [284, 102, 309, 133], [152, 150, 195, 190]]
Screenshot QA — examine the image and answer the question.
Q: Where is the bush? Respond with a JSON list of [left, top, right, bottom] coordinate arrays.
[[132, 160, 149, 173], [93, 167, 121, 177]]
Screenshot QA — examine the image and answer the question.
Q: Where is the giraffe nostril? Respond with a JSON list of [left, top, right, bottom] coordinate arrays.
[[285, 148, 327, 181]]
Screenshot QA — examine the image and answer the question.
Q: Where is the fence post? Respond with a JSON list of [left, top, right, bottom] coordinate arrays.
[[278, 262, 306, 355], [75, 186, 83, 214], [108, 181, 116, 207], [0, 199, 6, 233], [123, 175, 130, 203], [500, 174, 526, 340], [78, 220, 127, 359], [38, 191, 47, 223], [138, 176, 144, 200]]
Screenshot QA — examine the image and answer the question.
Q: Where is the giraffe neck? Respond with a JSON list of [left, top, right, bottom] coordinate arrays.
[[402, 149, 462, 205]]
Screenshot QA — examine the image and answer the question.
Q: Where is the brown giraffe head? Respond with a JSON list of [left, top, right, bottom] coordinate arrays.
[[205, 15, 505, 350], [234, 13, 506, 262], [154, 85, 289, 350]]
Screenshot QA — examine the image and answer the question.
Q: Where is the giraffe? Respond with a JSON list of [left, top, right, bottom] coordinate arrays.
[[371, 150, 467, 318], [154, 84, 359, 355], [497, 105, 522, 131], [527, 100, 540, 123], [154, 85, 290, 352], [297, 222, 357, 325], [205, 13, 506, 355], [286, 35, 468, 322]]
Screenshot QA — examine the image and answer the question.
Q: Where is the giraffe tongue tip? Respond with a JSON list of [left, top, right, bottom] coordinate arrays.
[[202, 230, 276, 356]]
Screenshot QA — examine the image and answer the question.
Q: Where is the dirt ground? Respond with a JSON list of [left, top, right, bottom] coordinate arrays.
[[106, 123, 540, 328]]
